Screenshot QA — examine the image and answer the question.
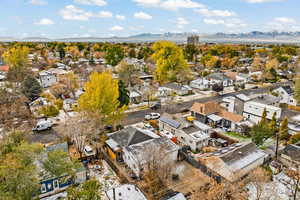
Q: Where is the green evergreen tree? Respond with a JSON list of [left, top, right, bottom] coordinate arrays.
[[279, 117, 289, 141], [259, 108, 268, 126], [118, 80, 130, 106], [269, 112, 277, 135], [294, 77, 300, 105], [21, 75, 42, 101]]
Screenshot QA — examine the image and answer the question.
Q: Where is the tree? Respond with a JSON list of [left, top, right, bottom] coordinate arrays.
[[286, 169, 300, 200], [248, 167, 270, 200], [184, 44, 198, 62], [193, 180, 247, 200], [3, 46, 30, 82], [289, 132, 300, 144], [57, 43, 66, 60], [59, 72, 79, 97], [78, 72, 127, 126], [0, 89, 34, 131], [21, 75, 43, 101], [42, 149, 79, 178], [152, 41, 191, 83], [212, 83, 224, 93], [0, 131, 43, 200], [259, 108, 267, 126], [294, 77, 300, 105], [117, 60, 137, 86], [67, 179, 102, 200], [251, 124, 273, 146], [104, 45, 124, 66], [118, 80, 130, 107], [64, 114, 95, 159], [279, 117, 289, 141], [269, 112, 277, 135], [128, 48, 136, 58]]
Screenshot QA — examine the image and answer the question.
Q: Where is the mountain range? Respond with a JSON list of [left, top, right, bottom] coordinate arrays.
[[1, 31, 300, 44]]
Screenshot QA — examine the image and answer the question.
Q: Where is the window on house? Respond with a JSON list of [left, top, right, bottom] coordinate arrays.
[[41, 184, 46, 193], [53, 180, 59, 189], [171, 129, 175, 134], [248, 115, 250, 119], [181, 136, 185, 141]]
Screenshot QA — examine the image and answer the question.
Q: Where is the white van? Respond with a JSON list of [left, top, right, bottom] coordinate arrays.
[[32, 119, 53, 132]]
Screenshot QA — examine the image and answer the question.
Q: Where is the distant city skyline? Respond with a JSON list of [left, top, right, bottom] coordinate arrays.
[[1, 0, 300, 38]]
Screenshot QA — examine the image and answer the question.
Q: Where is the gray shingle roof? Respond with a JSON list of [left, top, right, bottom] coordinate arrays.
[[109, 127, 155, 148]]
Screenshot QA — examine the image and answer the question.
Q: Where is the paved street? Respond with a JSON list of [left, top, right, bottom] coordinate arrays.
[[123, 81, 292, 125]]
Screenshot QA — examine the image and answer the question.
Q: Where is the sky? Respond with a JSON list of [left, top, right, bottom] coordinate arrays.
[[1, 0, 300, 38]]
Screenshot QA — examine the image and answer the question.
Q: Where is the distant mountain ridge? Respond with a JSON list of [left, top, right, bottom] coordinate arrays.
[[1, 31, 300, 44]]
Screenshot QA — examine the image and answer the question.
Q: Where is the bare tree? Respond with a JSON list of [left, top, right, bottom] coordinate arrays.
[[248, 167, 270, 200], [193, 179, 248, 200], [286, 168, 300, 200], [64, 113, 95, 159], [135, 142, 175, 200]]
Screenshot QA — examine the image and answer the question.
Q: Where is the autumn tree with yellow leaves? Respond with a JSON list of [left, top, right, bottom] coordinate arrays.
[[152, 41, 191, 84], [2, 46, 30, 82], [78, 72, 127, 127]]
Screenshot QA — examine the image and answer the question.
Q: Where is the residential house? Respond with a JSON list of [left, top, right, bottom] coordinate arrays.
[[199, 142, 267, 182], [288, 115, 300, 135], [39, 71, 57, 88], [243, 101, 282, 124], [205, 73, 234, 87], [104, 126, 159, 162], [158, 114, 211, 152], [221, 94, 251, 115], [190, 78, 210, 90], [273, 86, 297, 106], [38, 142, 87, 198], [123, 137, 179, 177], [251, 94, 281, 107], [280, 143, 300, 168], [129, 90, 142, 104], [191, 102, 244, 131], [160, 83, 193, 96], [236, 73, 251, 84], [105, 184, 147, 200], [63, 99, 78, 111]]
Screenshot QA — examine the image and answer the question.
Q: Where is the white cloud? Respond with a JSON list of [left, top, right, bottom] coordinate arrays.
[[111, 26, 123, 31], [160, 0, 204, 10], [94, 11, 113, 18], [204, 18, 225, 25], [197, 8, 236, 17], [275, 17, 296, 24], [204, 18, 247, 28], [245, 0, 285, 3], [134, 12, 152, 20], [35, 18, 54, 25], [176, 17, 189, 29], [74, 0, 107, 6], [133, 0, 204, 10], [59, 5, 93, 21], [133, 0, 161, 7], [116, 15, 125, 20], [29, 0, 47, 5]]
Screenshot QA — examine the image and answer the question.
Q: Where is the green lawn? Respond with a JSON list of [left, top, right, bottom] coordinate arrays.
[[223, 131, 252, 142]]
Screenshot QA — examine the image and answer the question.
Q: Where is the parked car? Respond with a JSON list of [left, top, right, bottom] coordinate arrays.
[[32, 119, 53, 132], [144, 123, 155, 132], [84, 145, 94, 156], [145, 113, 160, 120], [150, 102, 161, 110]]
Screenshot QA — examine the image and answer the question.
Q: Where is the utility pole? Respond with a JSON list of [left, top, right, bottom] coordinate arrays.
[[275, 132, 279, 160]]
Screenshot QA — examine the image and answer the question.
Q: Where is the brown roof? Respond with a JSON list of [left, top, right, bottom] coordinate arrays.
[[219, 109, 244, 123], [0, 65, 9, 72], [225, 72, 238, 80], [191, 102, 220, 115]]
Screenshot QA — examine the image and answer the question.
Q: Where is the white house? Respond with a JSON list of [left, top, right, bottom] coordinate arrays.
[[236, 73, 250, 84], [123, 137, 179, 177], [39, 71, 57, 88], [243, 101, 282, 124], [205, 73, 234, 87], [190, 78, 210, 90], [273, 86, 297, 106], [159, 114, 211, 152]]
